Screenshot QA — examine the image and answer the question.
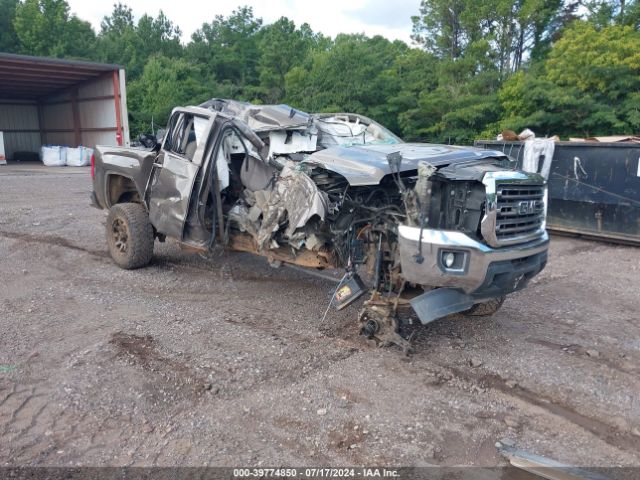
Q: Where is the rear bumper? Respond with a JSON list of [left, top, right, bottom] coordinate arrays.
[[398, 226, 549, 296]]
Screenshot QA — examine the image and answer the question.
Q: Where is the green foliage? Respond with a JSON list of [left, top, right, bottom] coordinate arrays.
[[96, 4, 182, 78], [13, 0, 95, 58], [95, 4, 137, 69], [497, 21, 640, 137], [256, 18, 325, 103], [186, 6, 262, 89], [386, 49, 438, 138], [402, 0, 591, 142], [285, 35, 408, 130], [411, 0, 566, 76], [546, 22, 640, 97], [585, 0, 640, 28], [0, 0, 20, 52], [127, 55, 229, 136], [401, 69, 502, 144]]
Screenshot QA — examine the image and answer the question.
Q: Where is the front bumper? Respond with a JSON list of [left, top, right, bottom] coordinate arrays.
[[398, 226, 549, 296]]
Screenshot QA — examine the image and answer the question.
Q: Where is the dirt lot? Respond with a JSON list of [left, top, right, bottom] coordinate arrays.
[[0, 163, 639, 470]]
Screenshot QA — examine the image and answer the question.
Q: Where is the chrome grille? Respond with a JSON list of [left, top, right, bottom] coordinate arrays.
[[495, 184, 545, 243], [480, 172, 547, 248]]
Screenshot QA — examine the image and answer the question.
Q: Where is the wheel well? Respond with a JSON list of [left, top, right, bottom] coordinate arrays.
[[107, 175, 141, 205]]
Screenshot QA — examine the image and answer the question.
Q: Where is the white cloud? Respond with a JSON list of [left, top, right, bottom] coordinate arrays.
[[66, 0, 418, 44]]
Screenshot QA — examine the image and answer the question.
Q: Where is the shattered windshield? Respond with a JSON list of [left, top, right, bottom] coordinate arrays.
[[313, 114, 401, 148]]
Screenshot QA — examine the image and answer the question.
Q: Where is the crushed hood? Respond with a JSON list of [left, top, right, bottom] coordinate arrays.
[[306, 143, 510, 186]]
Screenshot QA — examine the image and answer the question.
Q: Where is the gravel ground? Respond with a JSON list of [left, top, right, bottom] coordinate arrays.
[[0, 163, 639, 470]]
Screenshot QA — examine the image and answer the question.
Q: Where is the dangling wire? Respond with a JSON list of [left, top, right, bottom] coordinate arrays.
[[320, 272, 350, 324]]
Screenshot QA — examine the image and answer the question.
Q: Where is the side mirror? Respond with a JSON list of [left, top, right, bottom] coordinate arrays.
[[138, 133, 158, 149]]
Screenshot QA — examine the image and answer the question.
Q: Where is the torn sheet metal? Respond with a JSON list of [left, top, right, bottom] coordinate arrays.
[[279, 167, 329, 236], [200, 99, 310, 132], [228, 203, 258, 239], [243, 165, 329, 250]]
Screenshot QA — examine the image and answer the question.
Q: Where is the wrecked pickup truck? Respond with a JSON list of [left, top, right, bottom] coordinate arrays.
[[90, 99, 548, 348]]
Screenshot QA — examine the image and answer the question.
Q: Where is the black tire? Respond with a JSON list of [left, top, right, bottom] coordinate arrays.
[[463, 296, 505, 316], [106, 202, 154, 269]]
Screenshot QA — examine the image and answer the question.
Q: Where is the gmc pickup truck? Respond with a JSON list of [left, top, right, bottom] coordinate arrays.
[[91, 99, 548, 349]]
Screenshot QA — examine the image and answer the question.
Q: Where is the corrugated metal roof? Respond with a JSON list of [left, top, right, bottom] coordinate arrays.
[[0, 53, 120, 100]]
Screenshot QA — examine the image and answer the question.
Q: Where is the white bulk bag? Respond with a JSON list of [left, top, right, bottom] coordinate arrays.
[[66, 146, 92, 166], [41, 145, 66, 167], [65, 147, 81, 166]]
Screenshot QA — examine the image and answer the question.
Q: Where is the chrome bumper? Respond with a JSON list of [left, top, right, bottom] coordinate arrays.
[[398, 226, 549, 294]]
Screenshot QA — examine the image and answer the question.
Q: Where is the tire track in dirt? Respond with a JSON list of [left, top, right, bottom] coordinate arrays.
[[143, 286, 365, 352], [527, 337, 640, 376], [109, 331, 211, 399], [432, 363, 640, 454], [0, 230, 108, 258]]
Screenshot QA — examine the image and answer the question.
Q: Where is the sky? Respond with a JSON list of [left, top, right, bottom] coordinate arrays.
[[66, 0, 419, 44]]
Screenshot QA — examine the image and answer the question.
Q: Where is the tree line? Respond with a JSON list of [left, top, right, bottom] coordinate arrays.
[[1, 0, 639, 144]]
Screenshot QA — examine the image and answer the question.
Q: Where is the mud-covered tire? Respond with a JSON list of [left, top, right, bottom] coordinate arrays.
[[463, 296, 505, 316], [106, 203, 154, 269]]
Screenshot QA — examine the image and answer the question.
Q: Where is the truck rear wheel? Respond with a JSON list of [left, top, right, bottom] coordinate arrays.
[[106, 202, 154, 269], [463, 296, 505, 316]]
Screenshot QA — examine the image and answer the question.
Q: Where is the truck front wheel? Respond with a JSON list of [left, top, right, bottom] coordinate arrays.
[[462, 296, 505, 317], [106, 202, 154, 269]]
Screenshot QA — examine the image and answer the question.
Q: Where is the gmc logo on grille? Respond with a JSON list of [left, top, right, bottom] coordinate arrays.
[[518, 200, 538, 215]]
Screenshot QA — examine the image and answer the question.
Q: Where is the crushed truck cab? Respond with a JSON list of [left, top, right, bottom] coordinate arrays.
[[91, 99, 549, 349]]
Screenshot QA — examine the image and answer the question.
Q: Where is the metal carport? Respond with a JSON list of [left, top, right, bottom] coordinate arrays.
[[0, 52, 129, 162]]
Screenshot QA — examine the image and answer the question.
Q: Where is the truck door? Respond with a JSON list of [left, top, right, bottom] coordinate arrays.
[[147, 109, 214, 240]]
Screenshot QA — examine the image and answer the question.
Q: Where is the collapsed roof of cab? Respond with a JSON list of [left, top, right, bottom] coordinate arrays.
[[199, 98, 311, 132]]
